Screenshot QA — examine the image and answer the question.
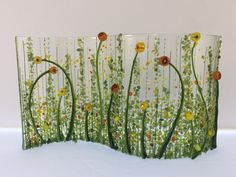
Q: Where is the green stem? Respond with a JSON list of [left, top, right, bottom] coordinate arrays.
[[85, 111, 90, 141], [212, 81, 219, 149], [190, 121, 194, 156], [124, 52, 139, 154], [56, 96, 62, 141], [106, 93, 116, 149], [158, 63, 185, 159], [95, 41, 104, 141], [28, 70, 50, 143], [190, 44, 209, 159], [152, 102, 159, 156], [141, 110, 147, 159], [42, 59, 76, 141]]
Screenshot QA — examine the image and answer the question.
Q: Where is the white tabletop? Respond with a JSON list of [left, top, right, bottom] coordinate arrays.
[[0, 129, 235, 177]]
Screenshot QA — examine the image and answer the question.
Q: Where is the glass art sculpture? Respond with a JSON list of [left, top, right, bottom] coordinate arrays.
[[15, 32, 222, 159]]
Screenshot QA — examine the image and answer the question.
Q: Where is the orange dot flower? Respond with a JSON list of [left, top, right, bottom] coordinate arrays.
[[98, 32, 107, 41], [146, 132, 151, 140], [211, 71, 221, 80], [135, 42, 145, 53], [159, 56, 170, 66], [111, 84, 120, 93], [49, 66, 58, 74]]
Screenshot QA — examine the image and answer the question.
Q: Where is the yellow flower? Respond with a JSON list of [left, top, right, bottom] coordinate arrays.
[[104, 56, 112, 61], [33, 56, 43, 64], [42, 122, 49, 132], [37, 108, 43, 114], [25, 80, 32, 87], [58, 88, 66, 96], [48, 108, 53, 113], [38, 96, 43, 100], [131, 132, 137, 139], [74, 58, 80, 65], [140, 101, 149, 111], [114, 116, 120, 123], [185, 111, 194, 121], [154, 88, 159, 95], [84, 103, 93, 112], [164, 111, 169, 119], [45, 54, 51, 59], [191, 32, 201, 43], [208, 128, 215, 137], [146, 59, 152, 66], [135, 42, 145, 53], [194, 144, 201, 152]]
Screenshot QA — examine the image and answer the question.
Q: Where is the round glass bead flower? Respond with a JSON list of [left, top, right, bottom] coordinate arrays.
[[140, 101, 149, 111], [194, 144, 201, 152], [208, 129, 215, 137], [159, 56, 170, 66], [211, 71, 222, 80], [58, 88, 66, 96], [185, 111, 194, 121], [111, 84, 120, 93], [49, 66, 58, 74], [191, 32, 201, 43], [84, 103, 93, 112], [114, 116, 120, 123], [135, 42, 145, 53], [33, 56, 42, 64], [98, 32, 107, 41]]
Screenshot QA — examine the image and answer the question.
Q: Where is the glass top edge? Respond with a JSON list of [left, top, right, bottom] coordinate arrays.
[[15, 33, 222, 38]]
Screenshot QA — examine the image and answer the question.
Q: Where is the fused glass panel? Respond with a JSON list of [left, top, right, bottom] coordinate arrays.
[[16, 33, 222, 159]]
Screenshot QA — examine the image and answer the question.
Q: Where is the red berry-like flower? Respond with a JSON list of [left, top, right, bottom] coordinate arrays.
[[111, 84, 120, 93], [159, 56, 170, 66], [211, 71, 222, 80], [49, 66, 58, 74], [98, 32, 107, 41]]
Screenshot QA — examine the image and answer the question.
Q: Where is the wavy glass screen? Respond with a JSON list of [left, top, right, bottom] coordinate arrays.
[[16, 33, 222, 159]]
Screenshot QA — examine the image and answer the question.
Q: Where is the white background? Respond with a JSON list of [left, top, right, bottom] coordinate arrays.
[[0, 0, 235, 128]]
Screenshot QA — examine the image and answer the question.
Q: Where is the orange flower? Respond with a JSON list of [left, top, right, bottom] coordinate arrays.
[[171, 135, 177, 142], [128, 91, 133, 96], [146, 132, 151, 140], [49, 66, 58, 74], [211, 71, 221, 80], [135, 42, 145, 53], [98, 32, 107, 41], [111, 84, 120, 93], [159, 56, 170, 66]]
